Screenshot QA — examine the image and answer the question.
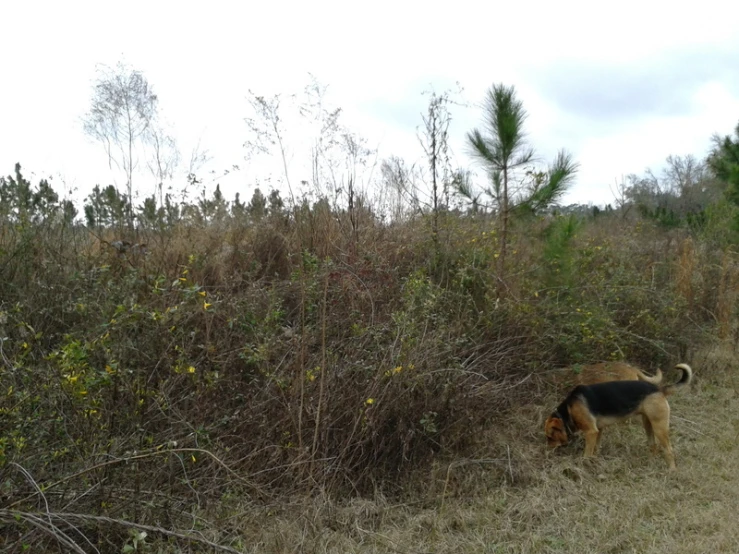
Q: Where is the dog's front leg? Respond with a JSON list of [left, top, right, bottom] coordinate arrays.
[[583, 430, 599, 457], [595, 429, 604, 455]]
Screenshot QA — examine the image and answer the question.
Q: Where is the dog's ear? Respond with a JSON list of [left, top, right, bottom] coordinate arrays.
[[544, 416, 568, 447]]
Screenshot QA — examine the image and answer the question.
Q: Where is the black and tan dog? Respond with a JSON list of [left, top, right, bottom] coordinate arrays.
[[544, 363, 693, 470]]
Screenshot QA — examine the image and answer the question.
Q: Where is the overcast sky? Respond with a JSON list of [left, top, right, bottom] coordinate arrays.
[[3, 0, 739, 209]]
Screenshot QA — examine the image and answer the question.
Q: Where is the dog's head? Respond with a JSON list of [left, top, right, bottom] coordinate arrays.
[[544, 414, 569, 448]]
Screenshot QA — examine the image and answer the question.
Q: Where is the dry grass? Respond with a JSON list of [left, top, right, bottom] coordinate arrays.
[[224, 343, 739, 554]]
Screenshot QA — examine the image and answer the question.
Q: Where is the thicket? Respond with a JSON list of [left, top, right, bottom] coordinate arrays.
[[2, 75, 739, 552]]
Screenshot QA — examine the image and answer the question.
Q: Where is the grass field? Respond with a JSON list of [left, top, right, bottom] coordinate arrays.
[[231, 344, 739, 553]]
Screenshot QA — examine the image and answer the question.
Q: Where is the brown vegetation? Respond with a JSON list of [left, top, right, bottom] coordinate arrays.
[[1, 187, 736, 551]]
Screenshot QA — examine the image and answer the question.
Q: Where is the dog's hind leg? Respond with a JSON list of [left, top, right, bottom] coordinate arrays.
[[642, 414, 657, 455], [652, 422, 676, 470], [644, 397, 676, 470]]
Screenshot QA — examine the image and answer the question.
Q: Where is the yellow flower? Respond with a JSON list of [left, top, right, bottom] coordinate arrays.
[[203, 302, 212, 310], [179, 277, 187, 282], [198, 291, 207, 297], [187, 366, 196, 374], [182, 269, 189, 275], [385, 366, 403, 377], [191, 454, 197, 463], [365, 398, 374, 405]]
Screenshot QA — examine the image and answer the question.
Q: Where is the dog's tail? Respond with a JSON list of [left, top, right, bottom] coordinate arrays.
[[636, 367, 663, 385], [660, 363, 693, 396]]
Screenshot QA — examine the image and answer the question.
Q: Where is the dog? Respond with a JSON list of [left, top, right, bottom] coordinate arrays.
[[544, 363, 692, 470], [551, 361, 663, 389]]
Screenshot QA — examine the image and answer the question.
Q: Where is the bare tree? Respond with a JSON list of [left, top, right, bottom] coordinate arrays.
[[610, 176, 634, 219], [83, 61, 159, 228], [244, 91, 295, 205], [380, 156, 416, 221], [663, 154, 716, 212], [418, 91, 452, 249], [621, 154, 721, 225], [147, 124, 180, 207], [244, 75, 377, 219], [299, 75, 343, 203]]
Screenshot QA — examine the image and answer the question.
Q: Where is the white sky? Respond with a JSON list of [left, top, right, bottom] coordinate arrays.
[[2, 0, 739, 209]]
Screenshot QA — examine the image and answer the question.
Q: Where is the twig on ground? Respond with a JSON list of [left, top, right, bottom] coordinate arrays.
[[0, 509, 245, 554]]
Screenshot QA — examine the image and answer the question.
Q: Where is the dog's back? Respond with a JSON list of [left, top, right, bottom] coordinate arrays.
[[551, 361, 662, 389], [571, 380, 660, 417]]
